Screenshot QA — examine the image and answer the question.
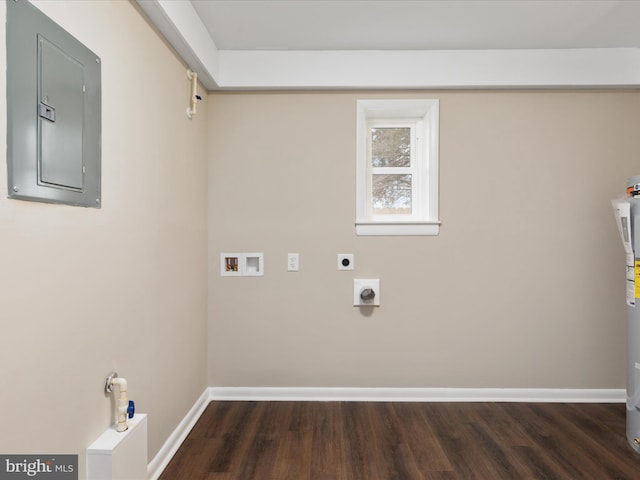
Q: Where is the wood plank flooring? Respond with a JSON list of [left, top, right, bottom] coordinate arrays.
[[159, 401, 640, 479]]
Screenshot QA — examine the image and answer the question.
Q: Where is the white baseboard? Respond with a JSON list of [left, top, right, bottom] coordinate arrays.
[[147, 386, 625, 478], [147, 389, 211, 480], [208, 386, 625, 403]]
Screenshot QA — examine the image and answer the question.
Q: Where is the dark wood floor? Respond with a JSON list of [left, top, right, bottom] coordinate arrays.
[[159, 401, 640, 479]]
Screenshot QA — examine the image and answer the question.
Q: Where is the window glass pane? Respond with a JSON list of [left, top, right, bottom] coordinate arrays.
[[372, 174, 412, 214], [371, 127, 411, 167]]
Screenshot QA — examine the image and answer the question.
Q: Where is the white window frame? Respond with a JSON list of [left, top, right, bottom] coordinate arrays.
[[366, 120, 421, 221], [356, 99, 440, 236]]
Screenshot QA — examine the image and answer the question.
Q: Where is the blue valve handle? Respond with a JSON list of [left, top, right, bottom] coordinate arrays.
[[127, 400, 135, 419]]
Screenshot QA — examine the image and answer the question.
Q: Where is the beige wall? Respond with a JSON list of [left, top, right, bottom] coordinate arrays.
[[2, 1, 638, 474], [208, 90, 640, 389], [0, 1, 208, 477]]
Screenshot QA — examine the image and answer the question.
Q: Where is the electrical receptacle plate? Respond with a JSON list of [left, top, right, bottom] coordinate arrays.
[[338, 254, 354, 270]]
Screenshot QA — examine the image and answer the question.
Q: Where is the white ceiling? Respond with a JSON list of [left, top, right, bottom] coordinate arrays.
[[191, 0, 640, 51], [136, 0, 640, 90]]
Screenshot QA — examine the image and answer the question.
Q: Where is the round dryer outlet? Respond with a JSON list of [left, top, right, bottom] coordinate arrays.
[[338, 254, 354, 270]]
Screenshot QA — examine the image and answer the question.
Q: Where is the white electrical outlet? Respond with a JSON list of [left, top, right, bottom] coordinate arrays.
[[338, 254, 354, 270], [287, 253, 299, 272]]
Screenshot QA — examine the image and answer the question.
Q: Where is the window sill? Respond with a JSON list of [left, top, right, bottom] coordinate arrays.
[[355, 221, 440, 236]]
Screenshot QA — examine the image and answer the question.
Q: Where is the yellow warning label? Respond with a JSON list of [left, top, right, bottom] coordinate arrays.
[[636, 260, 640, 299]]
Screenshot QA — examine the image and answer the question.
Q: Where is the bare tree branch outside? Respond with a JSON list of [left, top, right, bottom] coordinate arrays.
[[371, 127, 412, 214]]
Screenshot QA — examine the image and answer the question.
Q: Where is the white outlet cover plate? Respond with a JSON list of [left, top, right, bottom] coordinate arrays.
[[287, 253, 299, 271], [354, 279, 380, 306], [338, 254, 354, 270]]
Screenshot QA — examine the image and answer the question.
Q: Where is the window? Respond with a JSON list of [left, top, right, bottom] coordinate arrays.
[[356, 99, 440, 236]]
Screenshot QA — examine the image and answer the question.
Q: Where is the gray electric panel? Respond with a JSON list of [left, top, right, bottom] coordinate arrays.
[[7, 0, 101, 208]]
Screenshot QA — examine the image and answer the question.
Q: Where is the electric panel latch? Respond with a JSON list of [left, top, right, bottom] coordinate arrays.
[[38, 102, 55, 122]]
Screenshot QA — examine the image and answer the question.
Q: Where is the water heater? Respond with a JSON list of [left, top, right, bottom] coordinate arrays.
[[614, 175, 640, 451]]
